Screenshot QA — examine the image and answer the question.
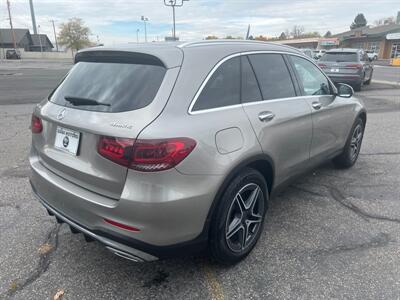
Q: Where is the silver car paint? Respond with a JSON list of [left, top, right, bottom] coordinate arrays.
[[30, 41, 366, 261]]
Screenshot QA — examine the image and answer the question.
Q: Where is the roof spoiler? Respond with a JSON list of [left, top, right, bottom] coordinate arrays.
[[74, 50, 165, 67]]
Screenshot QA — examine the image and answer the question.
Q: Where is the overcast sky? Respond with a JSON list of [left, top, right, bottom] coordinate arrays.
[[0, 0, 398, 45]]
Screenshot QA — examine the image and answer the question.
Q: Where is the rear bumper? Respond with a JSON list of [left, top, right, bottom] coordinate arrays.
[[29, 148, 222, 261], [326, 74, 362, 86], [31, 185, 157, 262]]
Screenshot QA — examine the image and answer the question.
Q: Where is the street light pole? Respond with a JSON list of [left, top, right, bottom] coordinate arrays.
[[163, 0, 189, 40], [136, 29, 140, 43], [141, 16, 148, 42]]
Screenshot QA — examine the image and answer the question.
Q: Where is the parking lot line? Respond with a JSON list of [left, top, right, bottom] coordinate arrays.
[[372, 79, 399, 86], [201, 262, 225, 300]]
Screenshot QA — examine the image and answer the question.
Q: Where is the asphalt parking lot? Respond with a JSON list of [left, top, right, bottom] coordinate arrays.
[[0, 60, 399, 299]]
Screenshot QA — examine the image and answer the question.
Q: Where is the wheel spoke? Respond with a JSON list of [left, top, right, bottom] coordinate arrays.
[[226, 218, 244, 240], [235, 194, 246, 213], [243, 222, 250, 248], [245, 186, 260, 210], [248, 213, 262, 224]]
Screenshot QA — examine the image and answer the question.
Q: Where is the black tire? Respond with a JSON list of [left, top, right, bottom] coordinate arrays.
[[209, 168, 268, 264], [364, 70, 373, 85], [333, 118, 364, 168], [353, 82, 362, 92]]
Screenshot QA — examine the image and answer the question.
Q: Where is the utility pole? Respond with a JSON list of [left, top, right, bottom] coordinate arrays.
[[50, 20, 58, 51], [141, 16, 148, 42], [163, 0, 189, 40], [29, 0, 38, 34], [37, 25, 43, 53], [0, 29, 4, 62], [7, 0, 17, 50]]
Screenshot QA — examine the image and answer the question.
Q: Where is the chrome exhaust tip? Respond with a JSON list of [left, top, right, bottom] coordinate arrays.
[[106, 246, 144, 262]]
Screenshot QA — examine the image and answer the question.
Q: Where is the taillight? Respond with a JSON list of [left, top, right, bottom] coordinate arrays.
[[345, 64, 362, 69], [97, 137, 134, 167], [98, 136, 196, 172], [31, 114, 43, 133], [131, 138, 196, 172], [318, 63, 327, 68]]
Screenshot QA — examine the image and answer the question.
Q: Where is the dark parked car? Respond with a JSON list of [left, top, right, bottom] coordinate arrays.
[[6, 49, 21, 59], [318, 48, 373, 91]]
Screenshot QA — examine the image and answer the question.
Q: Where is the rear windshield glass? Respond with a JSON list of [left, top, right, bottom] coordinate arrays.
[[320, 52, 358, 62], [49, 61, 166, 112]]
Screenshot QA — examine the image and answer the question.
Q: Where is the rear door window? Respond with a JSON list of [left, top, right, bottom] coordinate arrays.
[[192, 57, 240, 111], [248, 54, 296, 100], [320, 52, 358, 62], [241, 56, 262, 103], [49, 54, 166, 113], [290, 56, 331, 96]]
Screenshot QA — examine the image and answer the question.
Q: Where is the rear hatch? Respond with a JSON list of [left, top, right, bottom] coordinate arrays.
[[318, 52, 361, 75], [32, 49, 182, 200]]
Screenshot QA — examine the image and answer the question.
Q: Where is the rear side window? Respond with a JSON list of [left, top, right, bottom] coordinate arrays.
[[49, 59, 166, 112], [241, 56, 262, 103], [248, 54, 296, 100], [192, 57, 240, 111], [320, 52, 358, 62]]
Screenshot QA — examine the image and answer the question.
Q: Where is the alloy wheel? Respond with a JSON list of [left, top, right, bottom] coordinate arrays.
[[350, 124, 363, 161], [225, 183, 264, 253]]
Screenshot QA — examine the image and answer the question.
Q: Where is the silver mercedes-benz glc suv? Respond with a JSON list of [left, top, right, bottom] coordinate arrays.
[[30, 40, 366, 264]]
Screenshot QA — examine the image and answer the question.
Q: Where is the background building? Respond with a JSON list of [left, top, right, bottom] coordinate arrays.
[[0, 28, 32, 50], [333, 23, 400, 59], [274, 37, 339, 50], [0, 28, 53, 52], [30, 34, 54, 52]]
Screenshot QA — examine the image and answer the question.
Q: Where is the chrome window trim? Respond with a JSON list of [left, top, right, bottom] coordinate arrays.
[[188, 50, 332, 115]]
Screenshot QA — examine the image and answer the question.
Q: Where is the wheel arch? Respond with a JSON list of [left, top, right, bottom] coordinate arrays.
[[357, 110, 367, 128], [202, 154, 275, 238]]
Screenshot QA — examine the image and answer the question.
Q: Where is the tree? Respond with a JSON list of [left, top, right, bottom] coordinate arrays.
[[205, 35, 218, 40], [254, 35, 267, 41], [350, 13, 367, 29], [279, 32, 287, 40], [291, 25, 305, 38], [324, 31, 332, 37], [58, 18, 91, 53], [301, 31, 321, 38], [225, 35, 243, 40]]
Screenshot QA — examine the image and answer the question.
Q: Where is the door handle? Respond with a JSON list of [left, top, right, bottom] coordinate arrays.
[[258, 111, 275, 122], [312, 102, 322, 110]]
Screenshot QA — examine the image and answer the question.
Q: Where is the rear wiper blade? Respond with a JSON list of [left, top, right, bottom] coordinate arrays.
[[64, 96, 110, 107]]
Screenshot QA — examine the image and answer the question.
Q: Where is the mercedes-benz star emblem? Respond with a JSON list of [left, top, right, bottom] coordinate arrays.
[[62, 136, 69, 148], [57, 108, 66, 120]]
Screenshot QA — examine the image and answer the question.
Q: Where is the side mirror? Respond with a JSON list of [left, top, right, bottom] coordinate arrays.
[[336, 83, 354, 98]]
